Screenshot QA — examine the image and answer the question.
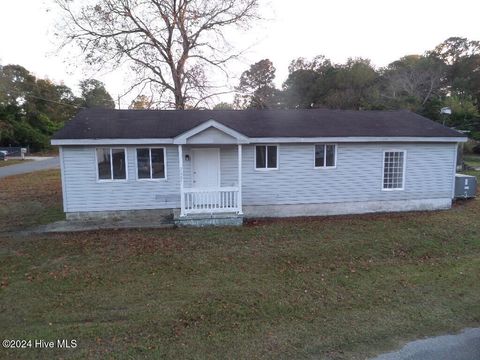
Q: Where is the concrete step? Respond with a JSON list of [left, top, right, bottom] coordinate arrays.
[[173, 210, 243, 227]]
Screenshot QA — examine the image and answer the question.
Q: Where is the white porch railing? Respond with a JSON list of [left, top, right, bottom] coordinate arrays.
[[182, 187, 241, 215]]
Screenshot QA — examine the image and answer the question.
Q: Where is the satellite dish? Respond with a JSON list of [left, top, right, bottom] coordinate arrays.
[[440, 107, 452, 115]]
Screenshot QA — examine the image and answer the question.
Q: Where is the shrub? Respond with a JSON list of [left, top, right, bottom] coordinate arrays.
[[472, 143, 480, 154]]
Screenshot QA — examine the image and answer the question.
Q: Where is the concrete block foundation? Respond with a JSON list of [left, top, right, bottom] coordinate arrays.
[[242, 198, 452, 218], [64, 198, 452, 227], [66, 209, 174, 223]]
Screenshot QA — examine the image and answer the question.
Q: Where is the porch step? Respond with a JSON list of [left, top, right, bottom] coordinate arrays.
[[173, 210, 243, 227]]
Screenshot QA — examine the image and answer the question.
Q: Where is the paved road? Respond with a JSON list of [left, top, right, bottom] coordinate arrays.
[[0, 157, 59, 178], [372, 328, 480, 360]]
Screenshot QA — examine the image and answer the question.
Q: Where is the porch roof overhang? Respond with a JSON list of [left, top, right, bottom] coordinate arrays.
[[173, 119, 250, 145]]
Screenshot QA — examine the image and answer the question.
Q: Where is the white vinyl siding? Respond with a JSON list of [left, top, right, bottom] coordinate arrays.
[[63, 146, 180, 212], [60, 142, 456, 213], [241, 143, 456, 206]]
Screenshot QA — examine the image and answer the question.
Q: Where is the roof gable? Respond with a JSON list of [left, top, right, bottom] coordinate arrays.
[[174, 119, 249, 144]]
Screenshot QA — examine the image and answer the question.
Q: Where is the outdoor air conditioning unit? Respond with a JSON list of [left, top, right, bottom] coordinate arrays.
[[455, 174, 477, 199]]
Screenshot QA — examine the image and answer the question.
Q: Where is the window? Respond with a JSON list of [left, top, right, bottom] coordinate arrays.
[[136, 147, 166, 180], [255, 145, 278, 169], [383, 150, 406, 190], [96, 148, 127, 181], [315, 144, 336, 168]]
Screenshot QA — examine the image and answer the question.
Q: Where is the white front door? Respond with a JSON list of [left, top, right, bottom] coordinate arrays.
[[192, 148, 220, 188]]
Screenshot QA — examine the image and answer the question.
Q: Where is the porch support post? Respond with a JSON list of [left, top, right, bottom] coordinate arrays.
[[237, 144, 243, 215], [178, 144, 185, 217]]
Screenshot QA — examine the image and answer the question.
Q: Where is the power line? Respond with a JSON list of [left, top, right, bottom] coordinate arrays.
[[24, 94, 85, 109]]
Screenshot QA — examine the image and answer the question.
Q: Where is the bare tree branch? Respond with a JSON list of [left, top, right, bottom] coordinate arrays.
[[55, 0, 259, 109]]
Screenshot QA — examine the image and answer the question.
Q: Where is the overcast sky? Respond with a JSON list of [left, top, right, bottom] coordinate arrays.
[[1, 0, 479, 107]]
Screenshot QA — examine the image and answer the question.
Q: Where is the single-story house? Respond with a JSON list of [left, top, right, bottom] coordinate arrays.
[[51, 108, 467, 225]]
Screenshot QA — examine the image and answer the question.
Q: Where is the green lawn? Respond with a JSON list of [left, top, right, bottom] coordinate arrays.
[[464, 154, 480, 168], [0, 170, 479, 359]]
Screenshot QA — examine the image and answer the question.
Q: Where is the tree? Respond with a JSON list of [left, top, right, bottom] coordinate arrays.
[[28, 80, 78, 123], [430, 37, 480, 65], [282, 69, 323, 108], [442, 96, 479, 126], [0, 65, 36, 106], [0, 64, 79, 151], [79, 79, 115, 109], [283, 56, 334, 108], [283, 57, 379, 110], [287, 55, 332, 73], [56, 0, 259, 109], [380, 55, 446, 110], [430, 37, 480, 110], [323, 58, 379, 109], [213, 102, 234, 110], [0, 103, 59, 151], [129, 95, 153, 109], [234, 59, 278, 109]]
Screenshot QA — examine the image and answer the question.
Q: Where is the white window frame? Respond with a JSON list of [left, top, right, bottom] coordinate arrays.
[[314, 144, 337, 169], [135, 147, 168, 181], [95, 147, 128, 182], [254, 144, 279, 171], [382, 149, 407, 191]]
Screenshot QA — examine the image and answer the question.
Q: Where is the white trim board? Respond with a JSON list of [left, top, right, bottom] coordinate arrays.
[[52, 136, 467, 146], [52, 138, 173, 146], [59, 146, 68, 212], [451, 144, 458, 199], [248, 136, 468, 143]]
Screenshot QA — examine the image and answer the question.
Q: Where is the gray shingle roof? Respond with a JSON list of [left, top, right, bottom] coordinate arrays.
[[52, 108, 464, 140]]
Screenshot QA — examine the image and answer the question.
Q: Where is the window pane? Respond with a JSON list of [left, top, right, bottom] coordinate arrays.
[[267, 146, 277, 168], [326, 145, 335, 167], [137, 148, 150, 179], [151, 148, 165, 179], [383, 151, 404, 189], [256, 146, 266, 168], [315, 145, 325, 167], [112, 149, 126, 180], [97, 148, 111, 180]]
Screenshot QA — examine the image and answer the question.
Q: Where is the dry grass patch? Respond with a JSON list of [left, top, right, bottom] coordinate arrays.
[[0, 169, 63, 232], [0, 170, 479, 359]]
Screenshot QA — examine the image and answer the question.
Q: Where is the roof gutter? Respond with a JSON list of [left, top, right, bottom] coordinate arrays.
[[247, 136, 468, 143], [51, 136, 468, 146]]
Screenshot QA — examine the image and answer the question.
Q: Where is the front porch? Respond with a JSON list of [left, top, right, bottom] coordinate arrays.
[[182, 186, 241, 215], [174, 120, 248, 223], [177, 144, 243, 218]]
